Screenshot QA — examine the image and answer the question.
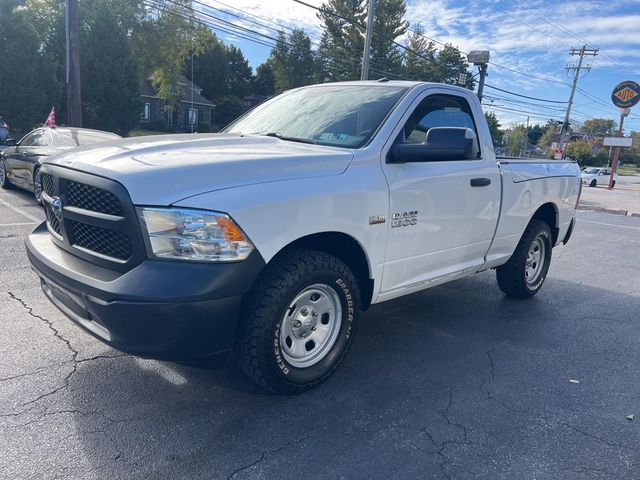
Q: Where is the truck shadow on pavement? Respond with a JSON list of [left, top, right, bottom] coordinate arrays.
[[64, 273, 640, 480]]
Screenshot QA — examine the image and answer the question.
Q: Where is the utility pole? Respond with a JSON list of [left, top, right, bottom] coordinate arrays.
[[522, 116, 529, 158], [191, 53, 195, 133], [477, 64, 488, 101], [360, 0, 377, 80], [558, 45, 598, 155], [65, 0, 82, 127], [608, 108, 630, 190]]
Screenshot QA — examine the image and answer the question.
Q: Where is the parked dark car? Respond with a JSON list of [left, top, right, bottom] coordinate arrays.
[[0, 127, 121, 202]]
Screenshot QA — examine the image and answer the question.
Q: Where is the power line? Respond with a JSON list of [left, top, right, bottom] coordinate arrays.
[[485, 84, 568, 103]]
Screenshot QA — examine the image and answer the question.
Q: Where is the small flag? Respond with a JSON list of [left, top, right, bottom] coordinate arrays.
[[45, 107, 56, 128]]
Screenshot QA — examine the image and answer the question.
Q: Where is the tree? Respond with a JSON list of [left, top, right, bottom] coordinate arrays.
[[404, 25, 437, 80], [132, 0, 201, 105], [565, 140, 594, 165], [268, 30, 317, 92], [210, 95, 246, 129], [369, 0, 407, 79], [579, 118, 617, 138], [317, 0, 366, 81], [505, 124, 527, 157], [188, 27, 229, 100], [538, 119, 562, 147], [434, 44, 474, 89], [254, 63, 276, 96], [225, 45, 254, 99], [0, 0, 60, 133], [80, 2, 142, 135], [484, 112, 503, 149]]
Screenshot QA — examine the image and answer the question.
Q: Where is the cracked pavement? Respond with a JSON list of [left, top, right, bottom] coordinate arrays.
[[1, 188, 639, 479]]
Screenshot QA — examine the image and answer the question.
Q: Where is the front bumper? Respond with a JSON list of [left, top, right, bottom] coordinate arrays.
[[26, 222, 265, 360]]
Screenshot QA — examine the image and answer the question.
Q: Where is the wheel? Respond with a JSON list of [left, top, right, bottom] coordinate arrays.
[[589, 179, 597, 187], [611, 180, 616, 188], [496, 219, 552, 299], [237, 249, 359, 393], [0, 158, 13, 189], [33, 167, 43, 204]]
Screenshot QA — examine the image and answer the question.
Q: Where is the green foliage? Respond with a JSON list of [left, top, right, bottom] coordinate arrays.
[[565, 140, 594, 165], [505, 125, 527, 157], [268, 30, 318, 92], [188, 28, 229, 100], [369, 0, 407, 78], [197, 122, 210, 133], [225, 45, 254, 99], [484, 112, 503, 149], [404, 25, 437, 80], [538, 119, 561, 147], [579, 118, 617, 138], [0, 0, 60, 133], [317, 0, 366, 81], [210, 96, 247, 130], [80, 2, 142, 135], [254, 64, 276, 96]]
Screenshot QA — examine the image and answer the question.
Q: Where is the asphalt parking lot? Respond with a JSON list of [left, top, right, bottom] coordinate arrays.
[[1, 187, 639, 480]]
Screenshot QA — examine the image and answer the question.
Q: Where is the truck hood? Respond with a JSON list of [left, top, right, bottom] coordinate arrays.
[[46, 133, 354, 205]]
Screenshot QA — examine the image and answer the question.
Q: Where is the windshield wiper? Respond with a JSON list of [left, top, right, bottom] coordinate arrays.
[[259, 132, 317, 145]]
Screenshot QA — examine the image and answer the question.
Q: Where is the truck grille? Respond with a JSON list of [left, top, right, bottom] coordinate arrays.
[[67, 181, 123, 216], [70, 221, 132, 260], [39, 165, 145, 271]]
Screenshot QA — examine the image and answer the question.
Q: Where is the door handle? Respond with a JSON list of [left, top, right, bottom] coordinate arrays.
[[470, 178, 491, 187]]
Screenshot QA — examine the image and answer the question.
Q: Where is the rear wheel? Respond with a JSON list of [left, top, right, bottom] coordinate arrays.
[[237, 249, 359, 393], [611, 180, 616, 188], [589, 179, 597, 187], [496, 219, 552, 299], [0, 158, 13, 189]]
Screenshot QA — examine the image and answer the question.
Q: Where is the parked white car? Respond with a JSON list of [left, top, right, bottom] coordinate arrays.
[[27, 81, 581, 393], [581, 167, 616, 188]]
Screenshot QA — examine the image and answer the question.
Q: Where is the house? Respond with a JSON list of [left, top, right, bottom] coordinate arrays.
[[140, 77, 216, 132]]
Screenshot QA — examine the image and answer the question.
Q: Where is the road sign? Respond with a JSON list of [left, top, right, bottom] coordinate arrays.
[[603, 137, 633, 147], [611, 81, 640, 108]]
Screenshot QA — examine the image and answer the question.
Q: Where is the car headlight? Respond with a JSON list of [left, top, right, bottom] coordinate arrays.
[[137, 207, 254, 262]]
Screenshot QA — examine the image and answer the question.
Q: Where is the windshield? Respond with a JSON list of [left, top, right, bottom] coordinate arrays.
[[582, 168, 599, 174], [224, 85, 408, 148]]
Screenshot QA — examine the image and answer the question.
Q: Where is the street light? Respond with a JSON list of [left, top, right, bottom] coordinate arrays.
[[467, 50, 490, 102]]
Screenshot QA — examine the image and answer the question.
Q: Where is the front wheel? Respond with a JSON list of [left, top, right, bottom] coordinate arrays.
[[33, 167, 43, 204], [0, 158, 13, 189], [589, 179, 597, 187], [237, 249, 359, 393], [611, 180, 616, 188], [496, 219, 552, 298]]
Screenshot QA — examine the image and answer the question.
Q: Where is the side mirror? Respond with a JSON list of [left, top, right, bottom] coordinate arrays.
[[3, 138, 16, 147], [387, 127, 478, 164]]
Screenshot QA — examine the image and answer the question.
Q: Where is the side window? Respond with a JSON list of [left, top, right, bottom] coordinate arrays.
[[20, 130, 43, 147], [400, 94, 481, 160]]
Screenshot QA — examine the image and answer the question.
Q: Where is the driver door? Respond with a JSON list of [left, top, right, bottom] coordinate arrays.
[[379, 90, 501, 298]]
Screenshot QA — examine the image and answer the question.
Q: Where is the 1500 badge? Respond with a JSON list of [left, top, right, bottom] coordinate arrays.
[[391, 211, 418, 228]]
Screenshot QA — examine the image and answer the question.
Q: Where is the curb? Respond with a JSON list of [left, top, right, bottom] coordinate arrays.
[[577, 204, 632, 216]]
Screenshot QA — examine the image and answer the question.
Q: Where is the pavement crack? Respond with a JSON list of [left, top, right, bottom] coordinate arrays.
[[226, 444, 289, 480], [7, 292, 78, 407], [440, 388, 470, 444]]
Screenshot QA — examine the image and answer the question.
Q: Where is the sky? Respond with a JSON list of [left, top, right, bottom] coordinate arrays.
[[197, 0, 640, 132]]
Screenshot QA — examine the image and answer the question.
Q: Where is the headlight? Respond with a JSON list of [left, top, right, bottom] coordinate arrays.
[[137, 207, 254, 262]]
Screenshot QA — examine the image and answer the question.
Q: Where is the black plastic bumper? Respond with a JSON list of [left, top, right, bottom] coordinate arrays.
[[26, 222, 265, 360]]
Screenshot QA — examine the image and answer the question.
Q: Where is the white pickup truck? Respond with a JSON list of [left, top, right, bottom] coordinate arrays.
[[26, 81, 581, 393]]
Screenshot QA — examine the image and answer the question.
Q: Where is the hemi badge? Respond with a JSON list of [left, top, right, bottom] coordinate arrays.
[[369, 214, 386, 225]]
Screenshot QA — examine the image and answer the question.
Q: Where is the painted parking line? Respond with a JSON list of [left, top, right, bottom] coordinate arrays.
[[580, 220, 640, 231], [0, 222, 38, 227], [0, 198, 42, 223]]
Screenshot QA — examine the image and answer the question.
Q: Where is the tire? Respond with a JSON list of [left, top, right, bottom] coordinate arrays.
[[611, 180, 616, 188], [496, 219, 552, 299], [589, 179, 597, 187], [33, 167, 43, 204], [0, 158, 13, 189], [237, 249, 359, 393]]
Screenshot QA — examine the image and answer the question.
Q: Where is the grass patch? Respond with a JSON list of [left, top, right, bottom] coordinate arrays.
[[617, 165, 640, 176], [128, 129, 167, 137]]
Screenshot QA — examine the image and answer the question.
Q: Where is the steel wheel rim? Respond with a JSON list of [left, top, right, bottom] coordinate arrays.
[[525, 236, 546, 285], [279, 283, 343, 369], [33, 169, 42, 202]]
